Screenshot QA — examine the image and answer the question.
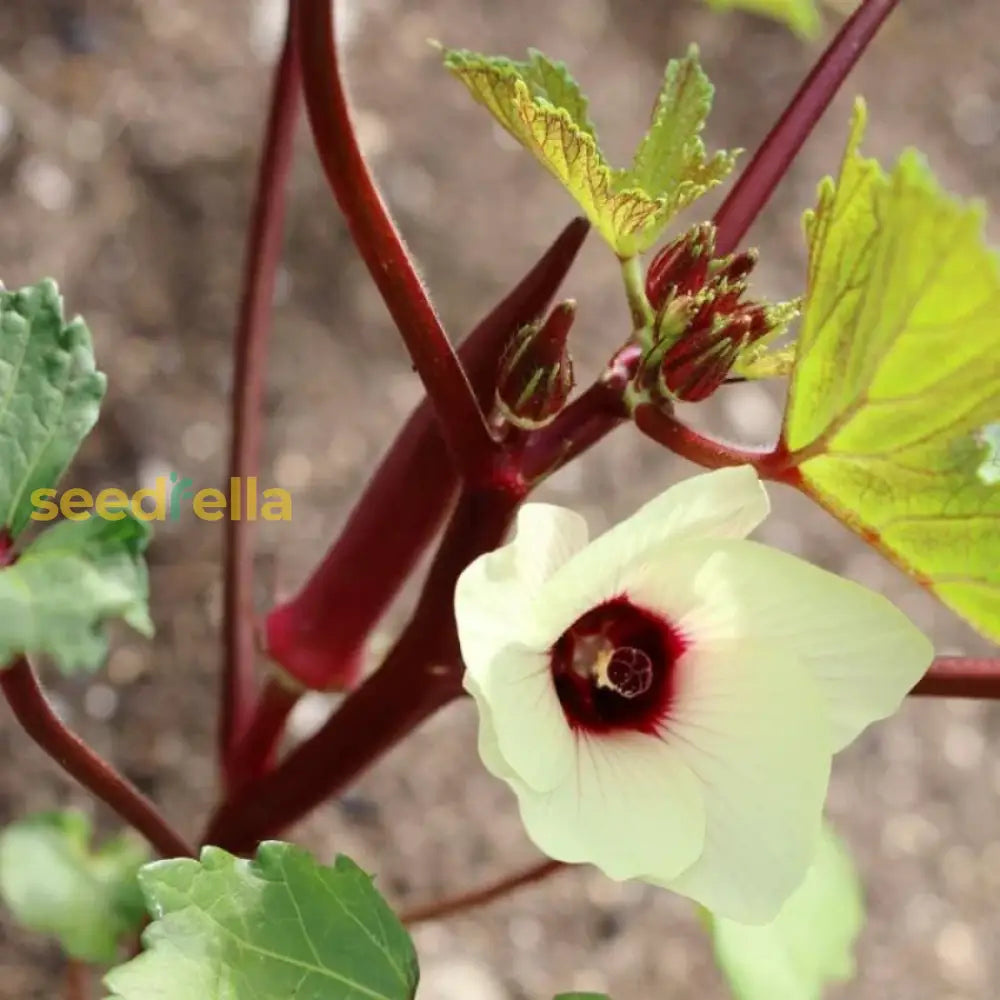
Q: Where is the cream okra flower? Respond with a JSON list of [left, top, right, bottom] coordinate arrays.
[[454, 467, 933, 924]]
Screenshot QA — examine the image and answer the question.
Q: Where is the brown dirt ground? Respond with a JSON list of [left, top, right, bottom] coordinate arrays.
[[1, 0, 999, 997]]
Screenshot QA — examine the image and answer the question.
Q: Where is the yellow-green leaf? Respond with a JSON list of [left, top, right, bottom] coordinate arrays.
[[443, 48, 736, 256], [782, 100, 1000, 641], [629, 45, 739, 215], [703, 0, 822, 39], [518, 49, 596, 140]]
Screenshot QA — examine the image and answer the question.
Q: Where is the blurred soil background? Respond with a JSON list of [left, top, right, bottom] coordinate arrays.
[[1, 0, 999, 997]]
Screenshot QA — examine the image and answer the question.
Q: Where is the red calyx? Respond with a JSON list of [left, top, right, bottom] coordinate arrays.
[[645, 222, 716, 310], [495, 301, 576, 429], [642, 224, 772, 402]]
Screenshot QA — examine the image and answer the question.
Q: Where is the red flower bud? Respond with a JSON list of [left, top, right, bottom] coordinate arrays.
[[639, 231, 787, 403], [645, 222, 716, 309], [496, 300, 576, 428], [659, 313, 753, 401]]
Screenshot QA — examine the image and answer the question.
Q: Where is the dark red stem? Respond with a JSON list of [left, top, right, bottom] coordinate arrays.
[[225, 674, 302, 790], [911, 657, 1000, 699], [0, 658, 194, 858], [518, 356, 635, 483], [632, 403, 779, 475], [64, 959, 89, 1000], [713, 0, 900, 255], [263, 219, 589, 691], [294, 0, 495, 478], [221, 16, 301, 771], [205, 488, 519, 852], [400, 859, 565, 925]]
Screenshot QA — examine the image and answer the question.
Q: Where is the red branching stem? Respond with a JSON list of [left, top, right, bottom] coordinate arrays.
[[400, 859, 565, 925], [225, 674, 302, 791], [519, 377, 630, 483], [0, 658, 194, 859], [205, 488, 520, 853], [713, 0, 900, 255], [294, 0, 495, 478], [64, 959, 89, 1000], [263, 219, 589, 691], [632, 403, 776, 474], [911, 657, 1000, 699], [221, 17, 301, 771]]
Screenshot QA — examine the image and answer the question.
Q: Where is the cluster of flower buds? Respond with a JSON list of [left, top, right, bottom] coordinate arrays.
[[638, 223, 793, 403], [495, 300, 576, 429]]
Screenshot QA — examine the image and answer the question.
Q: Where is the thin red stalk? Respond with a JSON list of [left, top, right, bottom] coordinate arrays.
[[225, 674, 302, 790], [632, 403, 775, 474], [400, 859, 565, 925], [713, 0, 900, 255], [519, 377, 630, 483], [0, 658, 194, 859], [205, 488, 519, 852], [221, 18, 301, 769], [64, 959, 89, 1000], [911, 657, 1000, 699], [264, 219, 589, 691], [294, 0, 495, 478]]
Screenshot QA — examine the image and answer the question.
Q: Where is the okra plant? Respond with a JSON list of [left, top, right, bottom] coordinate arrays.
[[1, 0, 997, 998]]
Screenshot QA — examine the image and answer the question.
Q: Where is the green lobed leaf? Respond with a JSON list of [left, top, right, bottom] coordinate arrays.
[[629, 45, 739, 214], [0, 810, 148, 963], [518, 49, 597, 140], [708, 822, 864, 1000], [0, 513, 153, 673], [443, 47, 736, 256], [104, 843, 419, 1000], [703, 0, 822, 38], [781, 100, 1000, 641], [0, 279, 106, 538]]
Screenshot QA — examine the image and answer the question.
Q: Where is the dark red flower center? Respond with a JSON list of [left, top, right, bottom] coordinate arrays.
[[549, 597, 686, 735]]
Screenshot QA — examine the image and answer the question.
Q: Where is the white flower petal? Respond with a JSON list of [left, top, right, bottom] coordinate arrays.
[[655, 540, 931, 751], [513, 731, 706, 882], [658, 638, 832, 924], [466, 643, 577, 792], [613, 465, 771, 545], [714, 541, 932, 751], [455, 502, 589, 681], [535, 467, 769, 636], [620, 538, 933, 751], [465, 679, 519, 784], [710, 821, 864, 998]]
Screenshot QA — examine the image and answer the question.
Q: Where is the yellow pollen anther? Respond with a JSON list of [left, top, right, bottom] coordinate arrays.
[[592, 646, 618, 691]]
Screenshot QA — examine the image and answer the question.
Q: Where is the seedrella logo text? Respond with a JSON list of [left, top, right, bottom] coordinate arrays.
[[31, 474, 292, 522]]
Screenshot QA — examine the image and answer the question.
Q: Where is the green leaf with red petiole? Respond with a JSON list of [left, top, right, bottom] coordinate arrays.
[[775, 99, 1000, 642]]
